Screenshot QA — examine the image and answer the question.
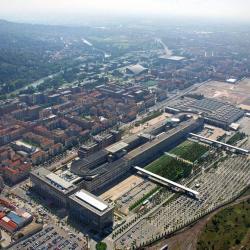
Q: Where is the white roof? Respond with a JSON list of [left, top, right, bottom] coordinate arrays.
[[75, 190, 108, 211], [126, 64, 147, 75], [226, 78, 237, 83], [159, 55, 185, 61], [190, 133, 249, 154], [46, 173, 73, 190], [15, 140, 34, 150], [2, 216, 10, 222], [106, 141, 128, 154], [229, 123, 240, 130], [135, 166, 199, 196], [167, 56, 185, 61]]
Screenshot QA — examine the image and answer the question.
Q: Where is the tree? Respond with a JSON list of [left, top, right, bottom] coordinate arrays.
[[235, 239, 241, 245], [96, 242, 107, 250]]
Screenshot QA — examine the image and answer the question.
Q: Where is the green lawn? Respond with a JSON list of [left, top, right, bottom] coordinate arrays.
[[170, 140, 208, 162], [96, 242, 107, 250], [197, 199, 250, 250], [146, 155, 192, 181], [145, 141, 208, 181]]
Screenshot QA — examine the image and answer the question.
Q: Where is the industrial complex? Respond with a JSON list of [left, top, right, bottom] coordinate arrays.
[[30, 115, 204, 232]]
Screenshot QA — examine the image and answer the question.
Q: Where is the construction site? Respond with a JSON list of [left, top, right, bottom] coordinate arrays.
[[191, 78, 250, 111]]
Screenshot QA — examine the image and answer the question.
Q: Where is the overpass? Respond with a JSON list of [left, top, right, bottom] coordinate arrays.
[[134, 166, 199, 198], [189, 133, 249, 154]]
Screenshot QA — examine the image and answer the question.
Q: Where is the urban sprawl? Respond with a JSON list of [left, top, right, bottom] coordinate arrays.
[[0, 25, 250, 250]]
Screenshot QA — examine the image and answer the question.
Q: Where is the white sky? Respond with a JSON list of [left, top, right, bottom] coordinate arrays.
[[0, 0, 249, 24]]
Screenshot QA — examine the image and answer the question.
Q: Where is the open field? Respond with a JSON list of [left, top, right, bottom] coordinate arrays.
[[192, 79, 250, 109], [197, 199, 250, 250], [100, 175, 144, 202]]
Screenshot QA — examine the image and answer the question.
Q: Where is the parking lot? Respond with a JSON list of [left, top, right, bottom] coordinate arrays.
[[115, 179, 157, 215], [239, 117, 250, 135], [7, 179, 88, 249], [114, 154, 250, 248], [11, 225, 87, 250]]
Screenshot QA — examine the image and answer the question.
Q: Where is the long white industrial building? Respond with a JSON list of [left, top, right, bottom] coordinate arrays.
[[134, 166, 199, 197], [189, 133, 249, 154]]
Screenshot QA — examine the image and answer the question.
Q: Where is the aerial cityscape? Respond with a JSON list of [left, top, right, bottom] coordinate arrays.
[[0, 0, 249, 249]]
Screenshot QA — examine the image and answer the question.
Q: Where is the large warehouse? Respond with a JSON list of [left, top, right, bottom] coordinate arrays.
[[166, 96, 244, 129], [126, 64, 148, 76]]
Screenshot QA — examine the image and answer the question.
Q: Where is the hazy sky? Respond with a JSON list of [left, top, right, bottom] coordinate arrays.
[[0, 0, 249, 24]]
